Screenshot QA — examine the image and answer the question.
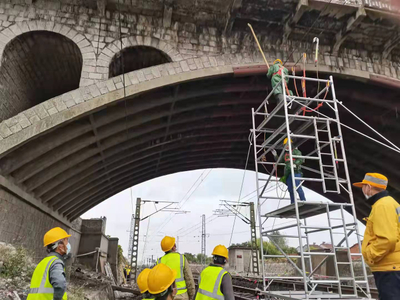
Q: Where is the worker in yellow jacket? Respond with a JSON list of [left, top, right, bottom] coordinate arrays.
[[27, 227, 71, 300], [158, 236, 195, 300], [354, 173, 400, 300], [137, 268, 154, 300], [195, 245, 234, 300]]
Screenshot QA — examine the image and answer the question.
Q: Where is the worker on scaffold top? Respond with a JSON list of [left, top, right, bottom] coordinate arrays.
[[272, 138, 306, 204], [353, 173, 400, 300], [267, 59, 293, 105]]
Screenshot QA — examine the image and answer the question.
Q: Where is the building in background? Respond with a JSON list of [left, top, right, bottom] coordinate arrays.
[[228, 246, 252, 274]]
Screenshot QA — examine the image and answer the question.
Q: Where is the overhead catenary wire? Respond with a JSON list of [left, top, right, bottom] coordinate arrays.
[[178, 215, 215, 236], [149, 169, 212, 239], [140, 217, 151, 265], [180, 215, 219, 237], [229, 144, 252, 246]]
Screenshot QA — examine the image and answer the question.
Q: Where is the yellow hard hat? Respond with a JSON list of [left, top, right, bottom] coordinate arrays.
[[353, 173, 388, 190], [43, 227, 71, 247], [212, 245, 229, 259], [283, 138, 292, 145], [137, 268, 151, 293], [161, 236, 176, 252], [148, 263, 177, 294], [274, 59, 283, 65]]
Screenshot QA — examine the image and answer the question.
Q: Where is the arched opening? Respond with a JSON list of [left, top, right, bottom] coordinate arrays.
[[0, 31, 83, 122], [109, 46, 172, 78]]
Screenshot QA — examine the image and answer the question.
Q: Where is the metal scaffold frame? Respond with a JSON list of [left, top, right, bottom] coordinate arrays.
[[250, 73, 371, 299]]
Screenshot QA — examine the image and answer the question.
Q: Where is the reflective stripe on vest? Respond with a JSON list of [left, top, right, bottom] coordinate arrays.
[[158, 253, 186, 294], [195, 266, 227, 300], [27, 256, 67, 300]]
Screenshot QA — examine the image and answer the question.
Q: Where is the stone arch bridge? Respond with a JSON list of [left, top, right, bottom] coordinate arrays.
[[0, 0, 400, 255]]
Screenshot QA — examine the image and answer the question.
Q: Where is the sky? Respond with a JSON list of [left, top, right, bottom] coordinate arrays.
[[82, 168, 367, 264]]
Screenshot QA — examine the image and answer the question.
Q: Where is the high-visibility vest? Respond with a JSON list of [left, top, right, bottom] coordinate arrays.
[[195, 266, 227, 300], [27, 256, 67, 300], [126, 268, 131, 275], [158, 253, 187, 295]]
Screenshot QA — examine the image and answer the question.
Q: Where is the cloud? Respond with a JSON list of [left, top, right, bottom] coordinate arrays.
[[82, 168, 366, 263]]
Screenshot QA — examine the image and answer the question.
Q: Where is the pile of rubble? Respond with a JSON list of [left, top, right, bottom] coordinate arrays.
[[0, 242, 140, 300], [0, 242, 35, 300]]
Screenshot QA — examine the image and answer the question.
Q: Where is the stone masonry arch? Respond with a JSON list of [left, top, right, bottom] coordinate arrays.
[[96, 36, 182, 80], [0, 50, 399, 152], [0, 21, 96, 87], [0, 51, 399, 221]]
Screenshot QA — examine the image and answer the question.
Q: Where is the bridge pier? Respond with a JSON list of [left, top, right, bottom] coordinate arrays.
[[0, 175, 80, 261]]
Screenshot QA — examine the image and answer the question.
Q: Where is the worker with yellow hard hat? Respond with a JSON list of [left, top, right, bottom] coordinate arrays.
[[124, 264, 128, 280], [267, 58, 293, 105], [137, 268, 155, 300], [195, 245, 234, 300], [27, 227, 71, 300], [353, 173, 400, 300], [148, 263, 177, 300], [271, 138, 306, 204], [127, 265, 132, 281], [158, 236, 195, 300]]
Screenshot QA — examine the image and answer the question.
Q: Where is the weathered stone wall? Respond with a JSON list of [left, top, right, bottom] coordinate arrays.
[[1, 0, 399, 88], [0, 186, 79, 261]]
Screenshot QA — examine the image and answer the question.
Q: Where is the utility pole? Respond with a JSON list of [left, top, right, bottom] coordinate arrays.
[[213, 200, 259, 274], [129, 198, 141, 281], [249, 202, 259, 274], [127, 198, 189, 281], [201, 214, 206, 266]]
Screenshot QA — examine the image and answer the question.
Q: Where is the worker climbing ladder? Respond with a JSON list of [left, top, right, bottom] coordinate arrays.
[[250, 73, 371, 299]]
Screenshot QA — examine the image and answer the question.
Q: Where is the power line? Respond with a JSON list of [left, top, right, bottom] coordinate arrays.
[[180, 216, 219, 237], [178, 215, 214, 236], [147, 170, 213, 240], [229, 144, 251, 246], [180, 169, 212, 209]]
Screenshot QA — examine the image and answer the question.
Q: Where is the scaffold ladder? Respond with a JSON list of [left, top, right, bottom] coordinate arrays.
[[250, 74, 371, 299]]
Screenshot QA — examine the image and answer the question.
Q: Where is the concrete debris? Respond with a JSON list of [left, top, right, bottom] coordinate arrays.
[[114, 290, 140, 299]]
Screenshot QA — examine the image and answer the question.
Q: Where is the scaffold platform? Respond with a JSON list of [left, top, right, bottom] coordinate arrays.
[[264, 201, 348, 219]]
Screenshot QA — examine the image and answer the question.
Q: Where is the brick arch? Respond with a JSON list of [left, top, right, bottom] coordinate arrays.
[[0, 21, 96, 87], [96, 36, 182, 80]]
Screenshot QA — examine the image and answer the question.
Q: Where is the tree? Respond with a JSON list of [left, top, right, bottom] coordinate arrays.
[[231, 234, 297, 261], [184, 252, 197, 263], [196, 253, 212, 264], [184, 252, 212, 264]]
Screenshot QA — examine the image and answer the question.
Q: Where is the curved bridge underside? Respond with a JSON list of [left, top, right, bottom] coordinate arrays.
[[0, 66, 399, 222]]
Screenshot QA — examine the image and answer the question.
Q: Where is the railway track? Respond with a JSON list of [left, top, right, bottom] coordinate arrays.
[[193, 272, 378, 299], [194, 277, 258, 300]]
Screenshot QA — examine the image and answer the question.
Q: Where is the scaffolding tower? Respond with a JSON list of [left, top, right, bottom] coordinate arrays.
[[251, 73, 371, 299]]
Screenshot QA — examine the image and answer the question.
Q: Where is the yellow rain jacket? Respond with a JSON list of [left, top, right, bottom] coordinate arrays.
[[362, 191, 400, 272]]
